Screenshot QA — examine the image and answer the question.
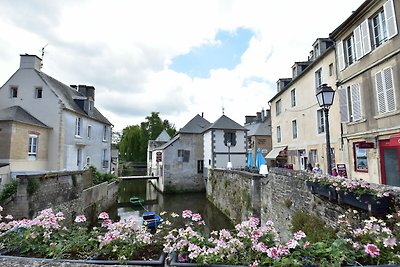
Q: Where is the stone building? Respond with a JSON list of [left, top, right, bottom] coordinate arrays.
[[330, 0, 400, 185]]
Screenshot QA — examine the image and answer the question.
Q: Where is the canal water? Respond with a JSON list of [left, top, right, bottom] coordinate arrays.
[[113, 179, 234, 231]]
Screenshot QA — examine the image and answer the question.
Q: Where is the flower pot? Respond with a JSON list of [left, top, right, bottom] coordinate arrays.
[[169, 253, 247, 267], [337, 191, 390, 215], [87, 252, 166, 266], [306, 181, 337, 201]]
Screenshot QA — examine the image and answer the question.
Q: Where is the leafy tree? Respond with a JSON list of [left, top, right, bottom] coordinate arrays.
[[119, 112, 176, 162]]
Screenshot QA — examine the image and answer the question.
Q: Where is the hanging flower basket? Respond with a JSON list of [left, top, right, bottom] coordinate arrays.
[[337, 191, 391, 215], [305, 181, 337, 201]]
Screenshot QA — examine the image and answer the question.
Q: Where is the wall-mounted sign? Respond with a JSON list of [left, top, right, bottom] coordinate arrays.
[[336, 163, 348, 178], [359, 142, 375, 149]]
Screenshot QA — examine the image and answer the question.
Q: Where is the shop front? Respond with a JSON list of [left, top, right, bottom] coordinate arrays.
[[379, 133, 400, 187]]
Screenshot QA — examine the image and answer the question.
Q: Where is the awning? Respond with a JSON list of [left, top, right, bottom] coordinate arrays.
[[265, 146, 287, 159]]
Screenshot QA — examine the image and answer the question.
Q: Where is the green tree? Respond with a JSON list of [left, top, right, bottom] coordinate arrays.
[[119, 112, 176, 162]]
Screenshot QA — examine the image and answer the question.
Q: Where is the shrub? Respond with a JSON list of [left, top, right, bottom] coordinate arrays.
[[89, 166, 117, 185], [0, 179, 18, 202], [27, 177, 40, 195]]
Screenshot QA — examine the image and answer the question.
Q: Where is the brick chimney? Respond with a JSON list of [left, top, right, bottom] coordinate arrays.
[[20, 54, 42, 71]]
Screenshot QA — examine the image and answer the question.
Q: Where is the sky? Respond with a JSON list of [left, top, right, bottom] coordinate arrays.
[[0, 0, 365, 132]]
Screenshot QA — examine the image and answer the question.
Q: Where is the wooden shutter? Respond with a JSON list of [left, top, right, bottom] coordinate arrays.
[[360, 19, 372, 55], [353, 26, 363, 60], [384, 67, 396, 112], [384, 0, 398, 39], [350, 84, 362, 121], [376, 71, 387, 113], [338, 86, 349, 123], [336, 41, 345, 71]]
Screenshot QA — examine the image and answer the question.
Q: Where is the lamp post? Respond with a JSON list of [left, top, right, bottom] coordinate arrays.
[[227, 141, 232, 169], [316, 84, 335, 175]]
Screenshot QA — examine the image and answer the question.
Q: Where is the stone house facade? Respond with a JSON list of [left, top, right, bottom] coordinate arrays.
[[330, 0, 400, 185], [0, 54, 112, 182], [268, 39, 342, 172]]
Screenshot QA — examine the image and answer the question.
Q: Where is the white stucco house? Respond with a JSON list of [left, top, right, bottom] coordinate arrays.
[[0, 54, 113, 181]]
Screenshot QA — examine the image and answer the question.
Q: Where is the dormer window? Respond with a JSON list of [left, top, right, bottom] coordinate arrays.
[[10, 87, 18, 98]]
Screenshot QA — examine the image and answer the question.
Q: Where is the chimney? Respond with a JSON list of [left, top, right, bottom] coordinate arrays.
[[256, 112, 261, 122], [261, 108, 265, 121], [20, 54, 42, 71]]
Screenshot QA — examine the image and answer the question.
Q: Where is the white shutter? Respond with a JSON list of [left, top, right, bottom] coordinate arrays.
[[353, 26, 363, 60], [384, 67, 396, 112], [338, 86, 349, 123], [384, 0, 398, 39], [336, 41, 345, 71], [375, 71, 387, 113], [360, 19, 372, 55], [350, 84, 362, 121]]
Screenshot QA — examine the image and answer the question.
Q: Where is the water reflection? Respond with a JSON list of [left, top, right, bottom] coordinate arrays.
[[115, 179, 233, 231]]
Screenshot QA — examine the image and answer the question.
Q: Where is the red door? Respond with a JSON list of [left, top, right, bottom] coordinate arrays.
[[379, 135, 400, 186]]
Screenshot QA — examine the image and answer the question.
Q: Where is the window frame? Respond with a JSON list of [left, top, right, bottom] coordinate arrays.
[[291, 89, 296, 107], [35, 87, 43, 99], [277, 126, 281, 143], [315, 68, 322, 91], [344, 34, 355, 66], [276, 99, 282, 116], [75, 117, 82, 137], [317, 109, 325, 134], [103, 125, 108, 141], [292, 119, 297, 139], [10, 87, 18, 98], [87, 125, 92, 138], [372, 9, 388, 48], [28, 134, 38, 160]]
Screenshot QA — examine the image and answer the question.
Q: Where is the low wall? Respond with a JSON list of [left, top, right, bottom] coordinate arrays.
[[207, 168, 400, 241], [2, 171, 118, 224]]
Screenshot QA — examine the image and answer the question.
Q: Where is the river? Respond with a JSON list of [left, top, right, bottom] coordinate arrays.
[[111, 179, 234, 231]]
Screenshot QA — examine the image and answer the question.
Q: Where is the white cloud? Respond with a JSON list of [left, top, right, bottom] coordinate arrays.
[[0, 0, 365, 132]]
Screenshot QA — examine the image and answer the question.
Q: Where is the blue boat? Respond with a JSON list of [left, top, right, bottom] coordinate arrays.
[[142, 211, 163, 228]]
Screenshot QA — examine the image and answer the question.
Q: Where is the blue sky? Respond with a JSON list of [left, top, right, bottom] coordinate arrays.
[[170, 28, 254, 78]]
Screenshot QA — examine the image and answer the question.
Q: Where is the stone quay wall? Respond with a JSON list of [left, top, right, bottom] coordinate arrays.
[[207, 168, 400, 241], [2, 170, 118, 224]]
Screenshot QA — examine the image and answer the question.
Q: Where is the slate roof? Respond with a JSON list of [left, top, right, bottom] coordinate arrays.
[[36, 71, 112, 125], [207, 115, 247, 131], [245, 121, 271, 136], [0, 106, 50, 128], [180, 114, 211, 134], [155, 130, 171, 142]]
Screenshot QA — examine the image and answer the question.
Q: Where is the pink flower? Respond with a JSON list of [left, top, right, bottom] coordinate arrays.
[[294, 230, 306, 240], [278, 247, 289, 255], [255, 242, 268, 253], [383, 238, 397, 248], [74, 215, 86, 223], [4, 215, 13, 220], [364, 243, 380, 258], [191, 213, 202, 222], [266, 247, 280, 259], [182, 210, 192, 218], [98, 212, 109, 220], [286, 239, 298, 249]]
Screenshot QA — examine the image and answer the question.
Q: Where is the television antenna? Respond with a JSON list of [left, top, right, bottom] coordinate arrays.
[[40, 43, 48, 69]]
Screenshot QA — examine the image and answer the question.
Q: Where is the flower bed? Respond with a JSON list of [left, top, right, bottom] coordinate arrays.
[[1, 206, 400, 266]]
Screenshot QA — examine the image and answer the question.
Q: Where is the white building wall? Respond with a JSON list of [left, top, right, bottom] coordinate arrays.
[[203, 130, 212, 169], [213, 129, 247, 169], [0, 68, 62, 171]]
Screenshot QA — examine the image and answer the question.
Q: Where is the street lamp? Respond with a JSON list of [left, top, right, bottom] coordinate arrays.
[[227, 141, 232, 169], [316, 84, 335, 175]]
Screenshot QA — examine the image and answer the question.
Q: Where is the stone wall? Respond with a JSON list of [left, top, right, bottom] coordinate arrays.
[[207, 167, 400, 241], [2, 170, 118, 224]]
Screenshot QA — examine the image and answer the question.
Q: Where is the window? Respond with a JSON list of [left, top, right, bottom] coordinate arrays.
[[197, 160, 204, 174], [291, 89, 296, 107], [338, 84, 363, 123], [344, 35, 355, 66], [77, 148, 82, 167], [86, 156, 91, 165], [28, 134, 38, 159], [10, 87, 18, 98], [329, 63, 334, 76], [75, 117, 82, 136], [178, 150, 190, 162], [276, 99, 282, 115], [373, 9, 388, 48], [315, 68, 322, 91], [317, 109, 325, 134], [35, 87, 43, 98], [102, 149, 108, 168], [87, 125, 92, 138], [354, 142, 368, 172], [103, 125, 108, 141], [376, 67, 396, 114], [292, 120, 297, 139], [277, 126, 281, 143], [224, 131, 236, 146]]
